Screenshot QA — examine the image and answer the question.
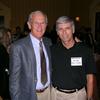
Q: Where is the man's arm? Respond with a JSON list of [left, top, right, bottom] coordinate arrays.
[[9, 44, 21, 100], [86, 74, 95, 100]]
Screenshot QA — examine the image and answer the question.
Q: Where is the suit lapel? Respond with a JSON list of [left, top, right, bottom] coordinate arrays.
[[25, 35, 37, 80]]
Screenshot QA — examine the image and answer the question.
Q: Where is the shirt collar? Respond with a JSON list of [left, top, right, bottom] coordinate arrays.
[[30, 33, 43, 46]]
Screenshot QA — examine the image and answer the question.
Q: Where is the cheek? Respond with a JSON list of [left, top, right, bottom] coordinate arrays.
[[43, 24, 47, 28], [43, 25, 47, 30], [58, 33, 63, 39]]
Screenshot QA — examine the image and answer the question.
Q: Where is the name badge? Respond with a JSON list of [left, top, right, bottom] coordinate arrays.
[[71, 57, 82, 66]]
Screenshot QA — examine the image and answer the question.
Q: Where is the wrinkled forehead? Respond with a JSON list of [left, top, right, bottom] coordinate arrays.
[[32, 13, 45, 19], [29, 12, 47, 24], [57, 22, 72, 28]]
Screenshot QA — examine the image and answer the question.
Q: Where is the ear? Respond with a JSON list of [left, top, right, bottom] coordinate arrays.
[[27, 22, 31, 30]]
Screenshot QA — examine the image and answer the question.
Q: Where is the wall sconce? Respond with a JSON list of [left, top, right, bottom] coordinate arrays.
[[75, 16, 80, 22]]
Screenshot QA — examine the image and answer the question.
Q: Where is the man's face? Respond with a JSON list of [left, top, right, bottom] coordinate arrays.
[[57, 22, 74, 43], [28, 13, 47, 39]]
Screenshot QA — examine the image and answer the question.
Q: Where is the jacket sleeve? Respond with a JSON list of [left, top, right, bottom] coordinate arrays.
[[9, 43, 21, 100]]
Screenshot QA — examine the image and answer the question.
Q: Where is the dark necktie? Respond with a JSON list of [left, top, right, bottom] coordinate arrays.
[[39, 41, 47, 85]]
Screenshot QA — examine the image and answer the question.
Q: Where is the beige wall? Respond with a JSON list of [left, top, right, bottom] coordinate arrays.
[[69, 0, 94, 28], [0, 0, 99, 35], [0, 0, 70, 30]]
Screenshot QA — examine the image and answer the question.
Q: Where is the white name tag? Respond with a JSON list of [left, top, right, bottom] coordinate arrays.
[[71, 57, 82, 66]]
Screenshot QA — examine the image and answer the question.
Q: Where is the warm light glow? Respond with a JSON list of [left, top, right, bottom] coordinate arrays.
[[75, 16, 80, 22]]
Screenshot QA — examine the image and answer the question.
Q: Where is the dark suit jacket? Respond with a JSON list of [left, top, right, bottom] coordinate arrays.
[[9, 35, 52, 100]]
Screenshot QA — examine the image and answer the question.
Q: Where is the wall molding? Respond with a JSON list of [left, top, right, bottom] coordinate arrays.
[[0, 2, 11, 28]]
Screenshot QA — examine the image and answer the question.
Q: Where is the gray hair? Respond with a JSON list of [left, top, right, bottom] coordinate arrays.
[[27, 10, 48, 24], [56, 16, 75, 33]]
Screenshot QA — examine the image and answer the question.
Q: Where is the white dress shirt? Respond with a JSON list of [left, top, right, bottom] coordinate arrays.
[[30, 34, 50, 90]]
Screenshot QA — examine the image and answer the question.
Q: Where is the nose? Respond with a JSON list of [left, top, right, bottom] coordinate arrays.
[[37, 23, 43, 30], [38, 23, 42, 26], [36, 23, 42, 31], [62, 29, 67, 33]]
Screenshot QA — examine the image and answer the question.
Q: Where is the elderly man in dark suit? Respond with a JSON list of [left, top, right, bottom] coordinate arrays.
[[9, 10, 52, 100]]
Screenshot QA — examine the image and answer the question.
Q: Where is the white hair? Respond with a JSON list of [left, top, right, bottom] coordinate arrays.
[[27, 10, 48, 24]]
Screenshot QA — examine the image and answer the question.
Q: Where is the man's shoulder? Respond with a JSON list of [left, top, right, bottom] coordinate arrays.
[[43, 37, 52, 46], [10, 35, 31, 50], [50, 42, 60, 51], [12, 35, 30, 45], [76, 42, 90, 48], [76, 42, 93, 53]]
